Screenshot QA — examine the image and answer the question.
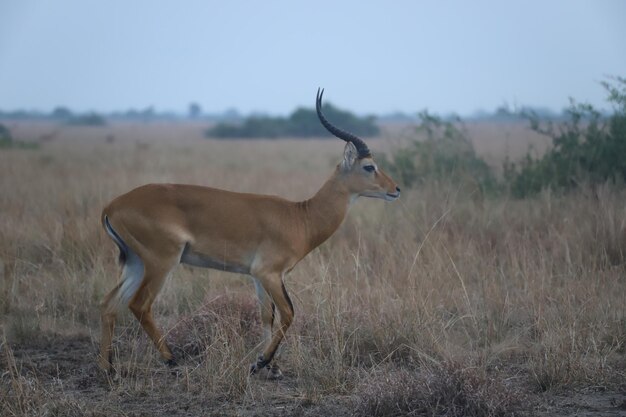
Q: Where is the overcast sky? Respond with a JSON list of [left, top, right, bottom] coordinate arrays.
[[0, 1, 624, 116]]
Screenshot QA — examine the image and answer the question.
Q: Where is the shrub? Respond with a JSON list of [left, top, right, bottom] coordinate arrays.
[[208, 115, 290, 138], [380, 111, 497, 192], [0, 123, 12, 146], [505, 76, 626, 197], [66, 112, 107, 126], [0, 124, 39, 149]]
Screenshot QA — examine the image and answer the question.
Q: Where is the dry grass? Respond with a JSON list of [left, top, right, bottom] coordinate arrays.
[[353, 362, 526, 417], [0, 121, 624, 416]]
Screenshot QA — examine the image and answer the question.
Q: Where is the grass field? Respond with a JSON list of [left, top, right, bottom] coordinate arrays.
[[1, 121, 625, 416]]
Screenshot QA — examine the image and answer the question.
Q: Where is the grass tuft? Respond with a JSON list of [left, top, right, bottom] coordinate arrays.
[[353, 362, 527, 417]]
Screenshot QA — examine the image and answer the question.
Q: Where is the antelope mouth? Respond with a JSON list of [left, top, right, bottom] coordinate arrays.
[[385, 192, 400, 201]]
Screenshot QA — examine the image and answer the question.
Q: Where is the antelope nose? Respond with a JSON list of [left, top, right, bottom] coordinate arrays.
[[396, 186, 401, 193]]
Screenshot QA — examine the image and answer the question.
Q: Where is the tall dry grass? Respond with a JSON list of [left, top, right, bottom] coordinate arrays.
[[0, 123, 624, 415]]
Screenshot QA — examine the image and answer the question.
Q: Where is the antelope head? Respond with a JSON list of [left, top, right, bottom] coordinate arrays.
[[316, 88, 401, 201]]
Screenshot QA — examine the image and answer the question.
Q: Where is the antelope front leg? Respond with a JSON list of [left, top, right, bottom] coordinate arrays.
[[254, 279, 274, 346], [251, 278, 282, 379], [250, 274, 293, 379]]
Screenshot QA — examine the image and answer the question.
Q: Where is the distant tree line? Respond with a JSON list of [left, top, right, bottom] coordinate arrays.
[[0, 103, 581, 126], [206, 103, 379, 139], [0, 105, 244, 124]]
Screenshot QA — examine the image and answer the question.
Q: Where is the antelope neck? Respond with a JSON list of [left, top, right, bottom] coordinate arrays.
[[298, 175, 352, 251]]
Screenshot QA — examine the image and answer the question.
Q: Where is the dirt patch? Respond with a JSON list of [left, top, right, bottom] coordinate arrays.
[[536, 388, 626, 417]]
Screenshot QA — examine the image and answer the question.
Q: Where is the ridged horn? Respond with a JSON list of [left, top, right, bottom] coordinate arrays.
[[316, 88, 371, 158]]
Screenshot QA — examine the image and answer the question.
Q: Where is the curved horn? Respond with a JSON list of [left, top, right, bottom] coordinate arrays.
[[316, 88, 371, 158]]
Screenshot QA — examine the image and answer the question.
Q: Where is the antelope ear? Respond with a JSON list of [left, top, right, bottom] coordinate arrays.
[[341, 142, 358, 171]]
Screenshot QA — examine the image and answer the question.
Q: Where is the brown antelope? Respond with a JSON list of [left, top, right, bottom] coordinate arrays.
[[99, 89, 400, 377]]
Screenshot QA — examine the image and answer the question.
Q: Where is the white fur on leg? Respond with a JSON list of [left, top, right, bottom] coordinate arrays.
[[117, 249, 143, 309]]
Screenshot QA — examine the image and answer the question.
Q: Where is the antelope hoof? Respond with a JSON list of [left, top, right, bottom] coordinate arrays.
[[250, 355, 282, 380], [98, 352, 115, 374], [265, 364, 283, 380], [250, 355, 268, 374], [165, 357, 178, 368], [249, 363, 262, 375], [250, 363, 283, 380]]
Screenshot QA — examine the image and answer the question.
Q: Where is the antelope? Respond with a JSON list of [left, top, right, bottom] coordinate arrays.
[[99, 89, 400, 377]]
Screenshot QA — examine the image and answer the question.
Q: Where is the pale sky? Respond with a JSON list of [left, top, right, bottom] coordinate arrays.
[[0, 1, 624, 116]]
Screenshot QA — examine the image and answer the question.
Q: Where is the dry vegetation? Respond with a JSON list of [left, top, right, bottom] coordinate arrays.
[[0, 122, 625, 416]]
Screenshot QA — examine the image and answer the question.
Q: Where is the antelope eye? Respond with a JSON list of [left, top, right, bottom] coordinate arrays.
[[363, 165, 376, 173]]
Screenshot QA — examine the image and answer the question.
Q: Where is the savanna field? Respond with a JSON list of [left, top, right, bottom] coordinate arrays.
[[1, 121, 625, 416]]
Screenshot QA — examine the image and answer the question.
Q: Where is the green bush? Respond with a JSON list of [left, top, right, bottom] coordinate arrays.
[[0, 123, 39, 149], [505, 76, 626, 197], [206, 102, 379, 139], [66, 112, 107, 126], [0, 123, 12, 143], [379, 111, 497, 192], [208, 116, 290, 138]]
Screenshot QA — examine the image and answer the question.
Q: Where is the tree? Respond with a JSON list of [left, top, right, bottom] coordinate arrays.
[[51, 106, 73, 120], [188, 102, 202, 119]]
